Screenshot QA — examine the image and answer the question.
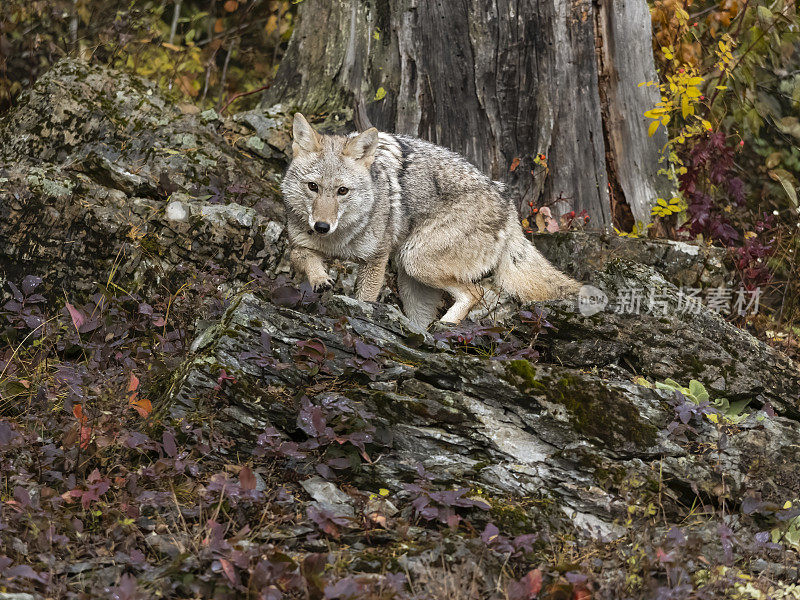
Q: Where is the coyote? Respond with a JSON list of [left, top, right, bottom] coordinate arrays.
[[281, 113, 581, 326]]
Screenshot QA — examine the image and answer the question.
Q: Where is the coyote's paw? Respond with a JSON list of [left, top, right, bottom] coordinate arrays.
[[309, 274, 334, 293]]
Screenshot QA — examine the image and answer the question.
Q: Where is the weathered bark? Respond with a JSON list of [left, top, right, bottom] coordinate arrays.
[[595, 0, 676, 225], [264, 0, 672, 227]]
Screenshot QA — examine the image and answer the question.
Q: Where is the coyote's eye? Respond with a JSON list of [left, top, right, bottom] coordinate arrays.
[[337, 186, 349, 196], [307, 182, 318, 192]]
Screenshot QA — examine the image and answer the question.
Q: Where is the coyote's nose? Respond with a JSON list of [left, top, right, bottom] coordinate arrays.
[[313, 221, 331, 234]]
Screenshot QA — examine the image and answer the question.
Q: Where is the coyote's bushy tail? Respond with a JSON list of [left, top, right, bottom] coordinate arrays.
[[494, 225, 581, 301]]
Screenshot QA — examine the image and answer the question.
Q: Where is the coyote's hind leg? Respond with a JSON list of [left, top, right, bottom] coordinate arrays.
[[397, 266, 443, 327], [440, 283, 484, 324]]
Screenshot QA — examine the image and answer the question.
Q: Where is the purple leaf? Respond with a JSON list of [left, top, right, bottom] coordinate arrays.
[[21, 275, 43, 295], [162, 431, 177, 458]]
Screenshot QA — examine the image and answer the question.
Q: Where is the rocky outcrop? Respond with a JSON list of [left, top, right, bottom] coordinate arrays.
[[167, 275, 800, 532], [0, 59, 289, 299]]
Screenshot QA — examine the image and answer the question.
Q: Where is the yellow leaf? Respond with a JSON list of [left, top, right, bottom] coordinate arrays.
[[648, 121, 660, 137], [374, 87, 387, 101], [706, 413, 719, 424], [681, 95, 690, 119], [379, 488, 390, 497]]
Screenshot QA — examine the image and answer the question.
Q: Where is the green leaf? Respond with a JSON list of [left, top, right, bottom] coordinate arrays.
[[688, 380, 709, 403], [777, 116, 800, 141], [769, 169, 798, 206], [727, 399, 750, 416], [757, 5, 774, 24]]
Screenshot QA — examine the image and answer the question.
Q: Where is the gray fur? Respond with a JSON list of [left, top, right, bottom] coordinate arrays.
[[281, 113, 580, 326]]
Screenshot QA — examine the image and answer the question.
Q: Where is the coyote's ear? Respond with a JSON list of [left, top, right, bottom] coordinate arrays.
[[343, 128, 379, 165], [292, 113, 322, 154]]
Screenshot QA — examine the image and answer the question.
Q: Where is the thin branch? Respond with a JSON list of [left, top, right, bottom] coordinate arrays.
[[70, 0, 79, 50], [197, 18, 269, 46], [216, 38, 237, 110], [169, 0, 183, 45], [219, 82, 273, 114]]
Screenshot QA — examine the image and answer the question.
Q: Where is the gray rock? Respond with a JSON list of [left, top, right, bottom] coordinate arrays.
[[167, 274, 800, 541], [300, 476, 355, 518], [0, 58, 287, 300]]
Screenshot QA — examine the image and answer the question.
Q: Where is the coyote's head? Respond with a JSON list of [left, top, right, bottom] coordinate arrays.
[[281, 113, 379, 236]]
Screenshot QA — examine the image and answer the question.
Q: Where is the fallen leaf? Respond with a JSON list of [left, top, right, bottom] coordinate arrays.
[[73, 404, 87, 424], [239, 466, 256, 491], [66, 303, 85, 330], [130, 397, 152, 418]]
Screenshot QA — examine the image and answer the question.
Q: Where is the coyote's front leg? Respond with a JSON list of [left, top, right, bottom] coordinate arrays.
[[290, 246, 333, 292], [355, 256, 389, 302]]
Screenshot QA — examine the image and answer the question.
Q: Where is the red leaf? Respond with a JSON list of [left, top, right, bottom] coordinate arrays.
[[65, 302, 86, 330], [573, 588, 592, 600], [73, 404, 87, 424], [507, 569, 543, 600], [239, 466, 256, 491], [80, 425, 93, 449], [125, 372, 152, 417], [510, 157, 521, 172], [525, 569, 543, 597], [220, 558, 237, 584]]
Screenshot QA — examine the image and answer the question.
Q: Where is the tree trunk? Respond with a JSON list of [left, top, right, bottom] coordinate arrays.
[[264, 0, 672, 229]]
